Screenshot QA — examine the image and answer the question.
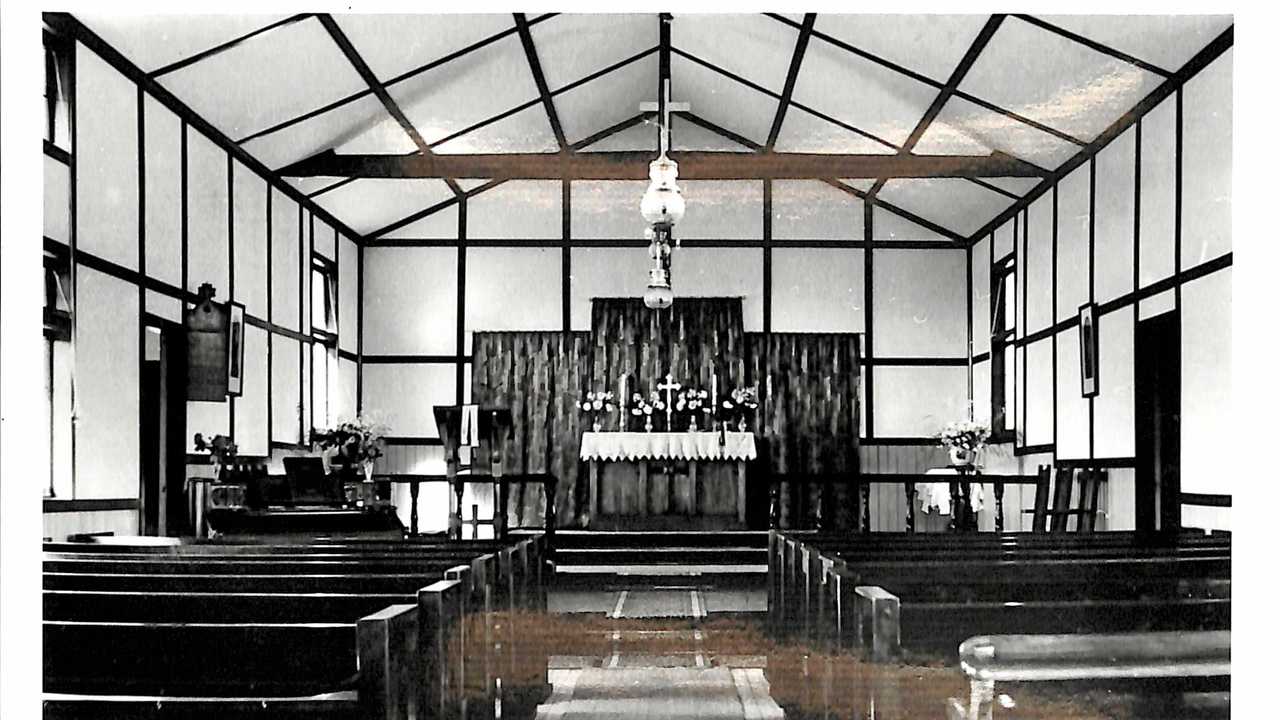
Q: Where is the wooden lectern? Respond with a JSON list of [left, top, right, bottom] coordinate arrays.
[[434, 406, 513, 540]]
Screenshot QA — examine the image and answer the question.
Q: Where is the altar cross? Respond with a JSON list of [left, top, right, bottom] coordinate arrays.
[[657, 373, 682, 429]]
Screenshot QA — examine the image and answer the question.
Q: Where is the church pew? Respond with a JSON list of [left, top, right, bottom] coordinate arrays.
[[43, 590, 419, 623], [946, 631, 1230, 720]]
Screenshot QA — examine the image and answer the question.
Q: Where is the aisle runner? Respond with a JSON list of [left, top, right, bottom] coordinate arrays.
[[535, 667, 783, 720]]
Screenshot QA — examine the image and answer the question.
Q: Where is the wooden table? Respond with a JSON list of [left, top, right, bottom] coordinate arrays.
[[579, 431, 756, 525]]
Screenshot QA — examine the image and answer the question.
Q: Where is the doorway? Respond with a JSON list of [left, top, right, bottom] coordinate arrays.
[[140, 318, 188, 536], [1134, 309, 1180, 533]]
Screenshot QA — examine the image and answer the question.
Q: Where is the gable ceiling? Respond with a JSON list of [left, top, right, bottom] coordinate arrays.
[[76, 12, 1233, 243]]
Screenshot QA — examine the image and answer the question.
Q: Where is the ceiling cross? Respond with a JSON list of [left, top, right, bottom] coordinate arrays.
[[639, 80, 690, 156]]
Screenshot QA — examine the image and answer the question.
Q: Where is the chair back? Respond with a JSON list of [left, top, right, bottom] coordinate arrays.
[[1049, 467, 1076, 533], [1076, 468, 1107, 533], [1030, 465, 1052, 533]]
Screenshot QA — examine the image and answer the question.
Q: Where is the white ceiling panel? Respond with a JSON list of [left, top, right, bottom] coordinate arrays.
[[672, 116, 752, 152], [241, 95, 389, 169], [959, 19, 1166, 142], [877, 178, 1018, 237], [670, 55, 776, 146], [159, 17, 368, 140], [581, 120, 660, 152], [774, 106, 898, 154], [672, 14, 799, 94], [288, 176, 349, 195], [335, 13, 515, 82], [378, 204, 460, 240], [555, 54, 659, 146], [790, 33, 939, 148], [78, 14, 290, 73], [333, 114, 418, 155], [459, 179, 493, 192], [914, 95, 1081, 169], [312, 178, 454, 235], [980, 176, 1043, 196], [813, 15, 991, 84], [431, 104, 558, 154], [389, 33, 540, 145], [531, 14, 659, 91], [1035, 14, 1232, 74], [839, 179, 876, 193], [872, 205, 950, 242]]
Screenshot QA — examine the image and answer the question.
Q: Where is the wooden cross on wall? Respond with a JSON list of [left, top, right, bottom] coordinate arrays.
[[639, 79, 690, 155]]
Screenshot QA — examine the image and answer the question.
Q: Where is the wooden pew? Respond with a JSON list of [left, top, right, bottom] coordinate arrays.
[[947, 631, 1230, 720]]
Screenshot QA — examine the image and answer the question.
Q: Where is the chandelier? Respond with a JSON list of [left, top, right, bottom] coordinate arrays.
[[641, 80, 685, 310]]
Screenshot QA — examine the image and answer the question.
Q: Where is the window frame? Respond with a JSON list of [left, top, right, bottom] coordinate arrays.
[[309, 253, 338, 432], [989, 254, 1016, 444]]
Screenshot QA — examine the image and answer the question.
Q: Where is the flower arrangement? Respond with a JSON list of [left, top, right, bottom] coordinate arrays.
[[674, 387, 711, 430], [936, 420, 990, 466], [310, 416, 389, 479], [194, 434, 237, 475], [629, 391, 667, 432], [720, 387, 760, 430], [580, 390, 616, 431]]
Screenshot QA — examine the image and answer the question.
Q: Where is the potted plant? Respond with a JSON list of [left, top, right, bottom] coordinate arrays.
[[629, 391, 666, 432], [310, 416, 389, 483], [674, 387, 711, 431], [936, 420, 990, 467], [720, 387, 759, 432], [193, 433, 237, 481]]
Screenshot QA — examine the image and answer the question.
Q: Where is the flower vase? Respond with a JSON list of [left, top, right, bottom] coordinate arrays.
[[362, 461, 375, 483], [949, 446, 975, 467], [644, 415, 653, 433], [737, 418, 747, 433], [592, 418, 603, 433]]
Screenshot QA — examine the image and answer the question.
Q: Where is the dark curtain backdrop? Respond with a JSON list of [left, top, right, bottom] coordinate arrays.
[[589, 298, 746, 429], [470, 301, 861, 528]]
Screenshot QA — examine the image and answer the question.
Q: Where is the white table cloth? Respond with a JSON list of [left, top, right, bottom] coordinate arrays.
[[579, 431, 757, 462], [920, 467, 986, 515]]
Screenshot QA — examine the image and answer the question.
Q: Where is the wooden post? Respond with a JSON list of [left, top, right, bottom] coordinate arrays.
[[588, 459, 599, 522], [409, 479, 421, 536], [418, 579, 465, 720], [993, 480, 1005, 533], [357, 603, 419, 720], [855, 586, 901, 662], [737, 460, 747, 525], [904, 480, 917, 533]]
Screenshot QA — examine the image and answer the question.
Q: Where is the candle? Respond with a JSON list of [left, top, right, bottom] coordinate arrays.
[[711, 373, 717, 407]]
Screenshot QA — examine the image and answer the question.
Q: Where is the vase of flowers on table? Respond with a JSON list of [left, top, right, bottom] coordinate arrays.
[[194, 433, 237, 482], [580, 391, 616, 432], [675, 387, 711, 431], [721, 387, 760, 432], [630, 391, 665, 432], [311, 416, 389, 483], [936, 420, 990, 467]]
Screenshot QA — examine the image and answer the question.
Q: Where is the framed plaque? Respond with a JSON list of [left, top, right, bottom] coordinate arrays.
[[227, 302, 245, 397], [1078, 302, 1098, 397]]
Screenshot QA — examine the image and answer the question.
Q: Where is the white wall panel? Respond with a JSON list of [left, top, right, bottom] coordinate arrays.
[[971, 236, 990, 357], [313, 218, 336, 260], [1055, 329, 1089, 459], [570, 181, 648, 238], [143, 95, 182, 286], [185, 129, 229, 298], [270, 189, 301, 329], [145, 290, 182, 323], [874, 366, 968, 437], [771, 248, 864, 333], [872, 249, 966, 357], [234, 325, 269, 457], [44, 155, 71, 244], [872, 207, 950, 242], [468, 181, 561, 239], [1094, 128, 1136, 305], [334, 358, 358, 422], [771, 180, 864, 240], [465, 247, 561, 352], [363, 247, 457, 355], [232, 161, 268, 319], [1024, 339, 1053, 447], [972, 359, 991, 425], [1094, 310, 1135, 458], [992, 216, 1014, 259], [677, 181, 763, 240], [673, 248, 764, 332], [338, 236, 359, 353], [1139, 96, 1177, 287], [1181, 49, 1232, 266], [1056, 166, 1090, 323], [76, 43, 139, 270], [1138, 289, 1176, 320], [569, 247, 651, 331], [362, 363, 456, 437], [75, 268, 140, 498], [271, 335, 301, 443], [1025, 194, 1053, 332], [1180, 268, 1231, 495]]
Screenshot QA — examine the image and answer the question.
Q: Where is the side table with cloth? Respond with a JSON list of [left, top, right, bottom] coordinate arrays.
[[921, 467, 986, 532], [579, 432, 757, 524]]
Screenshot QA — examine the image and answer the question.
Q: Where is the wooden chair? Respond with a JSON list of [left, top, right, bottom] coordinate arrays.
[[1028, 466, 1107, 533]]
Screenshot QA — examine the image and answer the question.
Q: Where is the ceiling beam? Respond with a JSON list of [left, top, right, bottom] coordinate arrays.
[[279, 148, 1045, 181], [514, 13, 567, 152], [765, 13, 815, 152], [316, 14, 463, 196], [866, 14, 1005, 198]]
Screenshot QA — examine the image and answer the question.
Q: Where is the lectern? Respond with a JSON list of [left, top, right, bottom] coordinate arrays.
[[434, 406, 513, 540]]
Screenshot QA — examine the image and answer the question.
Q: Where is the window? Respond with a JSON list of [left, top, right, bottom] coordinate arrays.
[[990, 255, 1016, 442], [310, 254, 337, 431], [44, 30, 72, 149], [44, 243, 74, 497]]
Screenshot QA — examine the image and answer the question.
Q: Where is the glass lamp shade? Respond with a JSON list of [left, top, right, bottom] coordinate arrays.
[[643, 284, 674, 310], [640, 157, 686, 225]]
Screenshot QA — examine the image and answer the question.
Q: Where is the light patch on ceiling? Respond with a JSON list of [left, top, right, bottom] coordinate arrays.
[[877, 178, 1018, 237], [1034, 14, 1233, 75], [241, 94, 393, 169], [774, 106, 898, 154], [430, 104, 558, 154], [915, 96, 1081, 169]]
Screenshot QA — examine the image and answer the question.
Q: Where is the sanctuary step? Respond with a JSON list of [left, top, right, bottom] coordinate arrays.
[[550, 531, 768, 586]]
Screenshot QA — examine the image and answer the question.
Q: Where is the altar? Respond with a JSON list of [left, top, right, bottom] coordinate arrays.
[[580, 431, 756, 525]]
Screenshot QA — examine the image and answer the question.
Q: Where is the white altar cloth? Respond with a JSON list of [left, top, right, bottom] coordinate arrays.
[[920, 467, 986, 515], [579, 431, 757, 462]]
